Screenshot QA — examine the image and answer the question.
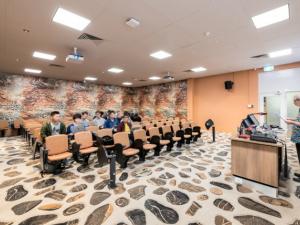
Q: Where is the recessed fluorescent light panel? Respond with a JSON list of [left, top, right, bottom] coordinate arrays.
[[33, 51, 56, 61], [268, 48, 292, 58], [84, 76, 97, 81], [252, 4, 289, 29], [150, 51, 172, 59], [52, 8, 91, 31], [108, 68, 124, 73], [191, 67, 207, 72], [122, 82, 132, 86], [149, 76, 161, 80], [24, 68, 42, 74]]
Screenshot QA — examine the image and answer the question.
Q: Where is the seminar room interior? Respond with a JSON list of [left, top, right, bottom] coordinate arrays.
[[0, 1, 300, 225]]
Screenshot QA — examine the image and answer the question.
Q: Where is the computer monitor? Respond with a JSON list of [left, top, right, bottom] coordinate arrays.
[[248, 114, 260, 126]]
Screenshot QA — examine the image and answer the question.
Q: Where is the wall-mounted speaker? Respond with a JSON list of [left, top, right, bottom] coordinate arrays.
[[224, 80, 234, 90]]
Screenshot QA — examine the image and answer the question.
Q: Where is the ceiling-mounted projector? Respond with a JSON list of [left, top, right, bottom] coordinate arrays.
[[66, 47, 84, 63]]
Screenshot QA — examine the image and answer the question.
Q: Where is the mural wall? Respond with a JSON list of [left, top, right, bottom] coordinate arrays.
[[0, 74, 187, 121]]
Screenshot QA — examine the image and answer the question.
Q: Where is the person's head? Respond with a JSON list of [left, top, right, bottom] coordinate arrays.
[[294, 95, 300, 107], [117, 111, 123, 118], [73, 113, 82, 124], [95, 111, 101, 118], [82, 111, 88, 119], [109, 111, 115, 120], [123, 115, 129, 123], [50, 111, 61, 123]]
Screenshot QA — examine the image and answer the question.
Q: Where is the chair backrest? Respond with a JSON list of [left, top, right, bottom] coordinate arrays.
[[191, 122, 199, 128], [133, 129, 147, 142], [149, 127, 160, 137], [156, 122, 163, 128], [165, 121, 172, 126], [144, 124, 152, 131], [0, 120, 9, 129], [13, 119, 21, 129], [113, 132, 130, 149], [32, 128, 41, 142], [181, 122, 190, 129], [87, 125, 99, 132], [172, 124, 180, 132], [45, 134, 68, 156], [162, 126, 172, 135], [97, 128, 113, 138], [74, 131, 93, 149]]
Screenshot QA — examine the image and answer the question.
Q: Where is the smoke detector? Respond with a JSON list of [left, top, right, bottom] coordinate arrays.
[[126, 18, 140, 28]]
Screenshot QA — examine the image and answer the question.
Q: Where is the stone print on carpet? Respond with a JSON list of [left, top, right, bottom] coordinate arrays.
[[0, 132, 299, 225]]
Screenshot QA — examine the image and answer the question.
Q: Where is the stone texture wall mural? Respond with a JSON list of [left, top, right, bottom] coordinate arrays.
[[0, 74, 187, 121]]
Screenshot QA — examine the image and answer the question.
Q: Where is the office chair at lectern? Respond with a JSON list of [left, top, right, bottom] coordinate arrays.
[[205, 119, 215, 143]]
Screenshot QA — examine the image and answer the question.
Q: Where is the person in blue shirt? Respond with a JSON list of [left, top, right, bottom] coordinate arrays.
[[104, 111, 119, 129], [81, 111, 90, 128], [284, 94, 300, 183], [67, 113, 86, 134]]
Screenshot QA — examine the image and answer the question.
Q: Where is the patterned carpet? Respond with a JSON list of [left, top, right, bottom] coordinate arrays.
[[0, 132, 299, 225]]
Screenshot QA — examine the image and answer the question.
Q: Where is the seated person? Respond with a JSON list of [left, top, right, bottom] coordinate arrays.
[[93, 111, 106, 128], [67, 113, 86, 134], [40, 111, 66, 142], [117, 111, 123, 124], [81, 111, 90, 128], [117, 115, 132, 133], [104, 111, 119, 129]]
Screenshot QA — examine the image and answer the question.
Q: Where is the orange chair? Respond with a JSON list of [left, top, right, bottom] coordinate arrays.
[[162, 125, 182, 148], [113, 132, 139, 168], [181, 122, 193, 143], [172, 124, 186, 146], [86, 125, 99, 133], [40, 134, 72, 176], [0, 120, 9, 137], [32, 127, 42, 159], [133, 129, 156, 161], [148, 127, 171, 154], [97, 128, 115, 149], [73, 131, 99, 165]]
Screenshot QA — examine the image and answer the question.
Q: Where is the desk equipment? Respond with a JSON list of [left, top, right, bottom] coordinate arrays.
[[250, 132, 277, 143]]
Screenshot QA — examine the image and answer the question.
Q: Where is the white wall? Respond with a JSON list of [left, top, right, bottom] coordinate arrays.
[[259, 68, 300, 94], [258, 68, 300, 129]]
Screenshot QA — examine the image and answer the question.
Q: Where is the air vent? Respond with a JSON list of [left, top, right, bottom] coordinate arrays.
[[49, 63, 65, 68], [163, 75, 174, 80], [250, 54, 268, 59], [138, 79, 147, 82], [78, 33, 103, 46], [183, 69, 193, 72], [78, 33, 103, 41]]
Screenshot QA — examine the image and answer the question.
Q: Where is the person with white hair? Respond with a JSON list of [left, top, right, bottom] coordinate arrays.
[[284, 94, 300, 182]]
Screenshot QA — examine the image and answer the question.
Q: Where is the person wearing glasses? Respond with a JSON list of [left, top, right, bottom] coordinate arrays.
[[284, 94, 300, 182]]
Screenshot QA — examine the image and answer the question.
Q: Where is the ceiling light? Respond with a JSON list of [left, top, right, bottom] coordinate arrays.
[[126, 18, 140, 28], [33, 51, 56, 61], [52, 8, 91, 31], [268, 48, 292, 58], [24, 68, 42, 74], [108, 67, 124, 73], [149, 76, 161, 80], [122, 82, 133, 86], [150, 51, 172, 60], [191, 67, 207, 72], [84, 76, 97, 81], [252, 4, 289, 29]]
